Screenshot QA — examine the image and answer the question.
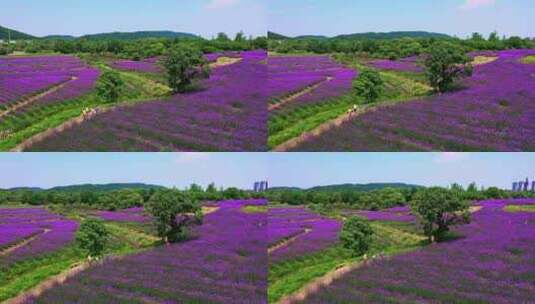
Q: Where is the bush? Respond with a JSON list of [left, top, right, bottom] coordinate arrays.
[[76, 218, 109, 260], [96, 69, 125, 103], [410, 187, 470, 242], [424, 42, 473, 93], [340, 217, 374, 256], [146, 189, 203, 243], [353, 69, 384, 103], [162, 45, 210, 93]]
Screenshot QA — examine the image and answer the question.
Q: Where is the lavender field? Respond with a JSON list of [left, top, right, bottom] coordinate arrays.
[[28, 200, 268, 303], [28, 50, 268, 151], [290, 49, 535, 151], [300, 199, 535, 303]]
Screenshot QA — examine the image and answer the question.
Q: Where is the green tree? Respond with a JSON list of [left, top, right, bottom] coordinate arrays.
[[76, 218, 109, 260], [410, 187, 470, 242], [147, 189, 203, 243], [96, 69, 125, 103], [353, 69, 384, 103], [163, 45, 210, 93], [340, 217, 374, 256], [424, 42, 473, 93]]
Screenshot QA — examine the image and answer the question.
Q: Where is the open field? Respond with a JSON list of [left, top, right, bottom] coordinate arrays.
[[286, 49, 535, 151], [268, 199, 535, 304], [0, 199, 268, 303]]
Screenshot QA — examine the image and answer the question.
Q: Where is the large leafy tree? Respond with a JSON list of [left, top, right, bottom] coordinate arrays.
[[163, 45, 210, 93], [353, 69, 384, 103], [76, 218, 109, 261], [410, 187, 470, 242], [146, 189, 203, 243], [424, 42, 473, 93], [95, 69, 125, 103], [340, 217, 374, 256]]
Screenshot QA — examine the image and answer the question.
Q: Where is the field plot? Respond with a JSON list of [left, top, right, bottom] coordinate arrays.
[[0, 207, 78, 265], [344, 206, 416, 222], [291, 49, 535, 151], [269, 206, 341, 262], [29, 200, 268, 303], [27, 50, 268, 152], [0, 56, 99, 111], [299, 199, 535, 303]]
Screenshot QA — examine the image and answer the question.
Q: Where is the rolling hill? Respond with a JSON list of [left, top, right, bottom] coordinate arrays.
[[80, 31, 199, 40], [4, 183, 166, 192], [268, 31, 450, 40], [0, 25, 35, 40], [269, 183, 423, 192]]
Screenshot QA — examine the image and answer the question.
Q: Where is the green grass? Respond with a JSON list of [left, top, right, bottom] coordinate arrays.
[[0, 210, 160, 302], [0, 59, 170, 151], [242, 205, 268, 213], [268, 220, 426, 303], [504, 205, 535, 213], [268, 63, 431, 149], [520, 55, 535, 64]]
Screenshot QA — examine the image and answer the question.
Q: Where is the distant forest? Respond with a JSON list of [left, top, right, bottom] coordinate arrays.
[[268, 31, 535, 59]]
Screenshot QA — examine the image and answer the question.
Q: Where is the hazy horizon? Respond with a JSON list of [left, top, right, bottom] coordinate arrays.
[[0, 0, 267, 38], [2, 153, 534, 191], [269, 0, 535, 38]]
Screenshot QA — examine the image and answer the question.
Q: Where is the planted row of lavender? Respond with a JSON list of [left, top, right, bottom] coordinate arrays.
[[29, 50, 268, 152], [32, 200, 268, 303], [269, 206, 341, 263], [291, 49, 535, 151], [109, 57, 163, 74], [268, 55, 357, 112], [368, 56, 423, 73], [0, 55, 99, 108], [0, 207, 78, 266], [301, 199, 535, 303], [345, 206, 416, 222], [96, 207, 150, 223]]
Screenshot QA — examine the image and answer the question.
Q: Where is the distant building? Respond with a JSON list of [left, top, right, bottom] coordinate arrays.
[[253, 180, 269, 192], [512, 177, 535, 192]]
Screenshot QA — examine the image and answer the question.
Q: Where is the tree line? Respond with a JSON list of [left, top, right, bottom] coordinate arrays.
[[266, 183, 535, 210], [268, 32, 535, 59], [0, 184, 263, 210], [0, 33, 267, 58]]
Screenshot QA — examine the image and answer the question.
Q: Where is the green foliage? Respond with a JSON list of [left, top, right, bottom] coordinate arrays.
[[521, 55, 535, 64], [353, 69, 384, 103], [163, 45, 210, 93], [423, 42, 473, 92], [96, 69, 125, 103], [340, 217, 374, 256], [409, 187, 470, 242], [76, 218, 109, 260], [146, 189, 202, 243]]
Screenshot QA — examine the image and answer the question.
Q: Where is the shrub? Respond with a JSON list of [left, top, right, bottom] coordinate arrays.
[[410, 187, 470, 242], [96, 69, 125, 103], [340, 216, 374, 256], [424, 42, 473, 93], [353, 69, 384, 103], [162, 45, 210, 93], [76, 218, 109, 260]]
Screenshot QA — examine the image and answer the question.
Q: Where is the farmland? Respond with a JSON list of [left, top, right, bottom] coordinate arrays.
[[266, 197, 535, 304], [0, 39, 267, 152], [278, 49, 535, 151], [0, 199, 268, 303]]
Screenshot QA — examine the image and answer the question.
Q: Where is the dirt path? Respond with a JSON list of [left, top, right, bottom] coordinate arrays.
[[277, 261, 365, 304], [0, 229, 49, 256], [268, 229, 311, 254], [4, 261, 92, 304], [0, 77, 77, 120], [273, 109, 363, 152], [10, 106, 112, 152], [210, 57, 242, 68], [269, 77, 332, 111]]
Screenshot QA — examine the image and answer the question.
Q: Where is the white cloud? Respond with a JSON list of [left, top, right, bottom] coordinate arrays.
[[433, 152, 471, 164], [206, 0, 240, 10], [459, 0, 495, 10], [175, 153, 211, 164]]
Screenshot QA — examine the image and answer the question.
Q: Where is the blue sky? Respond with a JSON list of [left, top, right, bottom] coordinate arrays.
[[0, 0, 266, 38], [1, 153, 534, 190], [269, 0, 535, 38], [0, 153, 267, 190], [268, 153, 535, 189]]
